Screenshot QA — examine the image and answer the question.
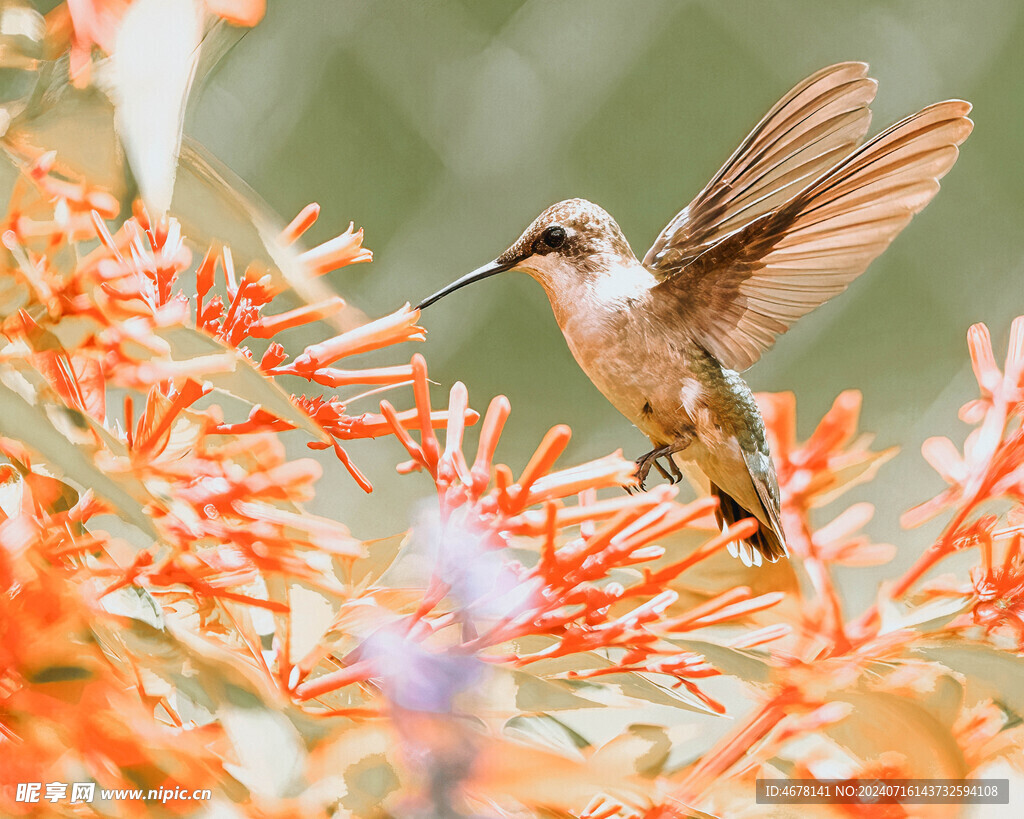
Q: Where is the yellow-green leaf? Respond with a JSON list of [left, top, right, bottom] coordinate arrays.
[[158, 325, 327, 440]]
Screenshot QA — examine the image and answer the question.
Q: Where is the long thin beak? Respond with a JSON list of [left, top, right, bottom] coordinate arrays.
[[416, 259, 515, 310]]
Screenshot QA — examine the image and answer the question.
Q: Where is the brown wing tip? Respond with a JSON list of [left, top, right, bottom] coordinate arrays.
[[938, 98, 973, 115], [921, 99, 975, 142], [951, 101, 975, 142], [818, 61, 870, 77], [788, 62, 875, 104]]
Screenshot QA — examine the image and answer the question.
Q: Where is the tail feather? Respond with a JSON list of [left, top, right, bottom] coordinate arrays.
[[712, 484, 788, 566]]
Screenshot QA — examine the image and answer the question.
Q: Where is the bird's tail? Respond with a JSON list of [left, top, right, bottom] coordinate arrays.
[[711, 484, 788, 567]]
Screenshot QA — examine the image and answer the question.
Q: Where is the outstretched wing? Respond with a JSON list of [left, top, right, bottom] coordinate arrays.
[[651, 100, 973, 372], [644, 62, 878, 272]]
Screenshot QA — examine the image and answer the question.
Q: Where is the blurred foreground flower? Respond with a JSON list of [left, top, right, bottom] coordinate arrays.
[[48, 0, 265, 86], [2, 146, 1023, 819], [1, 10, 1023, 818]]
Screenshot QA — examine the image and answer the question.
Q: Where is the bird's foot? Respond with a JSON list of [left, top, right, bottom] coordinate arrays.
[[634, 444, 685, 491]]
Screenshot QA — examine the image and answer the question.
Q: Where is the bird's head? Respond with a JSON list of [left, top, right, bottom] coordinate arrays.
[[417, 199, 637, 311]]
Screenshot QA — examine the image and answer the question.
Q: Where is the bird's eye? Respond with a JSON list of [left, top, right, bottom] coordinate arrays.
[[542, 225, 567, 249]]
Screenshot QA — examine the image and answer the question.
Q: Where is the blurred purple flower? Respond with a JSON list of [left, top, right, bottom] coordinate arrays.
[[364, 628, 481, 714]]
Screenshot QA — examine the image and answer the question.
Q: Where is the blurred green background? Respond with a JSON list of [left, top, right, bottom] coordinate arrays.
[[56, 1, 1024, 606]]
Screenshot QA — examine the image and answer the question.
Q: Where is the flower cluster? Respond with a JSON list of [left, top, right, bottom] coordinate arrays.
[[0, 97, 790, 818], [4, 153, 1024, 819], [0, 139, 464, 814], [907, 319, 1024, 646], [3, 6, 1024, 818], [653, 321, 1024, 818], [295, 359, 785, 715]]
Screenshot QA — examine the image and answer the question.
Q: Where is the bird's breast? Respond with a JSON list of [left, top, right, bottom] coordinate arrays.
[[557, 295, 703, 443], [555, 296, 758, 457]]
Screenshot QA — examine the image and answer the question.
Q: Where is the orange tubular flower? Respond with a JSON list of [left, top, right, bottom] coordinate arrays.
[[332, 359, 787, 718], [972, 530, 1024, 644], [10, 14, 1024, 815], [297, 223, 374, 276], [903, 318, 1024, 530], [280, 203, 321, 244], [291, 306, 424, 372], [850, 318, 1024, 641], [246, 296, 347, 339]]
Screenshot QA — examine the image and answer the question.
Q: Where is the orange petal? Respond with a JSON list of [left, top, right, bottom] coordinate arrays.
[[967, 322, 1001, 397], [203, 0, 266, 27]]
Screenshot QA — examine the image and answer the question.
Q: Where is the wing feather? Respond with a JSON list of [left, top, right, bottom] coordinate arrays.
[[652, 99, 973, 372], [644, 62, 877, 270]]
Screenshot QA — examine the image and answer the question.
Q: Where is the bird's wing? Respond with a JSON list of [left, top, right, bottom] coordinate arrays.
[[650, 100, 973, 372], [643, 62, 877, 272]]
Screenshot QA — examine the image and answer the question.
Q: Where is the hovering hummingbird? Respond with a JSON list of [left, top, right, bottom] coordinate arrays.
[[416, 63, 972, 566]]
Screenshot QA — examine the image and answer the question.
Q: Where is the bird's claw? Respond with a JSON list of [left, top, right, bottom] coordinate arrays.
[[632, 445, 684, 492], [652, 458, 673, 482]]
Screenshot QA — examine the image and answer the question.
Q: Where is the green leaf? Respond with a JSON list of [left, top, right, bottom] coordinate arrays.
[[288, 583, 337, 666], [822, 690, 967, 778], [29, 665, 93, 683], [348, 532, 406, 589], [0, 380, 157, 539], [566, 671, 720, 715], [0, 274, 29, 317], [220, 704, 306, 799], [512, 671, 604, 713], [505, 715, 589, 757], [915, 641, 1024, 717], [519, 648, 724, 714], [879, 594, 973, 634], [157, 325, 327, 441], [670, 639, 773, 684], [341, 755, 400, 818], [462, 667, 601, 719], [328, 727, 401, 816], [176, 139, 369, 334], [592, 723, 673, 777], [101, 584, 165, 630]]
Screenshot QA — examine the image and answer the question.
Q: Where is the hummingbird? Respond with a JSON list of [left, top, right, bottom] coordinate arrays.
[[416, 63, 972, 566]]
